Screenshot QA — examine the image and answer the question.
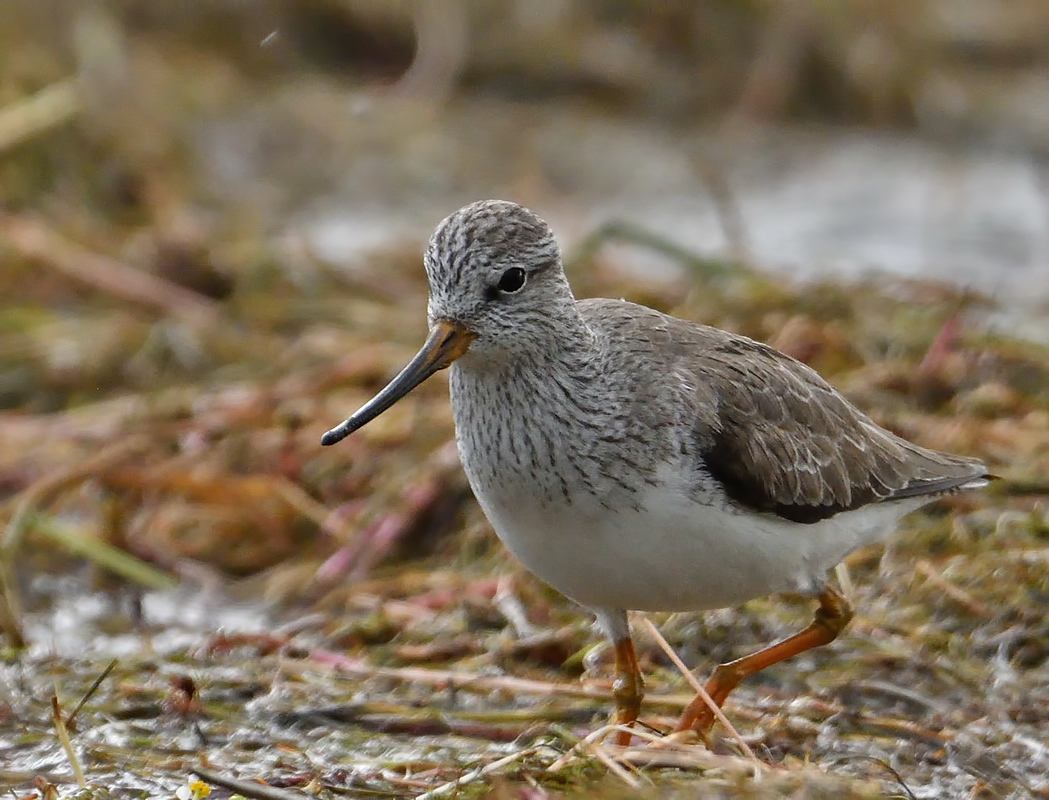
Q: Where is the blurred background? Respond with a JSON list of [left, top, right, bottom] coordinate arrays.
[[4, 0, 1049, 307], [2, 2, 1049, 797]]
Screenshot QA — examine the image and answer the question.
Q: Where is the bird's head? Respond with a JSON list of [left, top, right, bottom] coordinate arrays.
[[321, 200, 574, 445]]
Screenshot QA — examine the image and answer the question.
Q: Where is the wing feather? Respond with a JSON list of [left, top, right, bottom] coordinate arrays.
[[578, 297, 988, 524], [687, 329, 986, 523]]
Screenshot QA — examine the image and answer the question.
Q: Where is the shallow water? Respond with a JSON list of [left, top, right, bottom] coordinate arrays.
[[294, 112, 1048, 319], [21, 576, 274, 659]]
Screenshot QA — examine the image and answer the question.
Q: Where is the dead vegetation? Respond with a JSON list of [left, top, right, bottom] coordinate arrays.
[[1, 2, 1048, 798]]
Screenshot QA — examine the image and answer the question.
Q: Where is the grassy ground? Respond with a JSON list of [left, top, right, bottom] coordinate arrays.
[[3, 219, 1047, 798], [2, 3, 1049, 798]]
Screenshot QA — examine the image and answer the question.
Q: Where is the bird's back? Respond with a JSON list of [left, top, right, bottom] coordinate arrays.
[[578, 297, 989, 525]]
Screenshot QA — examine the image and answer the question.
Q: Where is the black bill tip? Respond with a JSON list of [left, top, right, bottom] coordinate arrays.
[[320, 425, 352, 446], [319, 318, 475, 448]]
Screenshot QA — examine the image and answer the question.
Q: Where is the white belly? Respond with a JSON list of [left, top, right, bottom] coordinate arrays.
[[475, 477, 920, 613]]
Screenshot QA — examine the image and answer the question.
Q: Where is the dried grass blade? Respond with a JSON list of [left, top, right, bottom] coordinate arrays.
[[414, 747, 538, 800], [638, 615, 762, 767], [1, 216, 220, 324], [66, 658, 118, 729], [30, 514, 176, 590], [0, 79, 80, 153], [51, 695, 86, 789], [191, 766, 308, 800]]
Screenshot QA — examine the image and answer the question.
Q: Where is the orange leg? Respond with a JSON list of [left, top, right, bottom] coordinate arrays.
[[611, 636, 643, 746], [676, 586, 854, 734]]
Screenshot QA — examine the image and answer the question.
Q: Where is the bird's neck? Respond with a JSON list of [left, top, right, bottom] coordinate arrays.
[[448, 305, 612, 505]]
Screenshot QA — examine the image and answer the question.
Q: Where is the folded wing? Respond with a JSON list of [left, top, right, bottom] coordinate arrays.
[[690, 334, 987, 524]]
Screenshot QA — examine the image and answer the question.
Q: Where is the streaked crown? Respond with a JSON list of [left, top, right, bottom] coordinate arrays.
[[423, 200, 577, 354]]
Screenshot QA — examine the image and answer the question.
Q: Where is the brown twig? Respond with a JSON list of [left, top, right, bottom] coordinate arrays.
[[552, 724, 763, 776], [690, 148, 755, 270], [0, 79, 80, 153], [1, 215, 220, 324], [617, 743, 763, 773], [2, 435, 152, 554], [414, 747, 539, 800], [190, 766, 307, 800], [725, 1, 813, 126], [297, 654, 695, 709], [915, 559, 994, 617], [65, 658, 118, 730], [547, 724, 646, 788], [0, 435, 156, 646], [394, 0, 467, 105]]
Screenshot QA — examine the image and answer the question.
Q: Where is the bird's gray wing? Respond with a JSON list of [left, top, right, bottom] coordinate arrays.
[[684, 330, 986, 524]]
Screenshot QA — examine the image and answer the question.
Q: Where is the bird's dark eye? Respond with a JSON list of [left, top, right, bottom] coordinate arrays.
[[497, 267, 527, 293]]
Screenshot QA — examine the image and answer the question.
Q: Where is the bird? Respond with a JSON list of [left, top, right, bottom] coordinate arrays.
[[321, 199, 990, 743]]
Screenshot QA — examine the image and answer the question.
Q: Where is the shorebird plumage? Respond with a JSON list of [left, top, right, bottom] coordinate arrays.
[[322, 199, 989, 741]]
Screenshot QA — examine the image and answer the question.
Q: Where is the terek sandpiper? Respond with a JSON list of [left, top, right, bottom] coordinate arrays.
[[322, 200, 989, 742]]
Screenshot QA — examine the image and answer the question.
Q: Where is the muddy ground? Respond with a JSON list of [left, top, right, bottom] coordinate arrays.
[[2, 3, 1048, 798]]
